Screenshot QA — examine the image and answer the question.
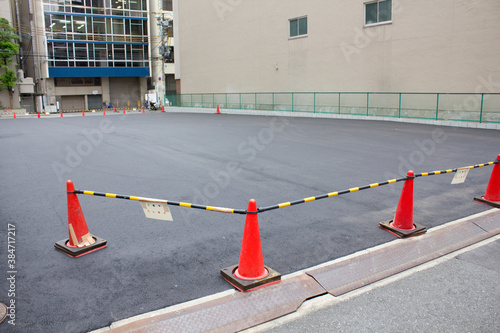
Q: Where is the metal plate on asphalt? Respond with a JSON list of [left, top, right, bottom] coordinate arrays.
[[0, 302, 7, 324], [107, 273, 326, 333]]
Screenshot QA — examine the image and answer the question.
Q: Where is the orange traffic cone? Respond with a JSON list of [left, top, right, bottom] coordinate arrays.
[[103, 108, 106, 116], [60, 111, 63, 117], [379, 170, 426, 238], [114, 106, 117, 113], [82, 109, 85, 116], [221, 199, 281, 291], [37, 112, 40, 118], [215, 105, 221, 114], [142, 107, 145, 113], [123, 108, 126, 114], [55, 180, 107, 257], [474, 154, 500, 208], [162, 105, 165, 112], [13, 112, 16, 119]]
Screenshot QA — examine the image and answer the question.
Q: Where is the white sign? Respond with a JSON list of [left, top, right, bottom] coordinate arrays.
[[145, 92, 157, 104], [140, 201, 173, 221], [451, 167, 470, 184]]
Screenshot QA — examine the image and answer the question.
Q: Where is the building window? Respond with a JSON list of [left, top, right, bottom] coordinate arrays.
[[163, 0, 172, 11], [44, 9, 149, 69], [365, 0, 392, 26], [289, 16, 307, 38], [55, 77, 101, 86]]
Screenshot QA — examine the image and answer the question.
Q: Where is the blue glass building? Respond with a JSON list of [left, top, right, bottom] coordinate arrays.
[[40, 0, 151, 110]]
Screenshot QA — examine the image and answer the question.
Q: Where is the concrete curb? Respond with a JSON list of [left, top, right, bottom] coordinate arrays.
[[165, 106, 500, 130]]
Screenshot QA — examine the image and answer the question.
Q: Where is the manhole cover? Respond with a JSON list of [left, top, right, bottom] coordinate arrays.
[[0, 302, 7, 324]]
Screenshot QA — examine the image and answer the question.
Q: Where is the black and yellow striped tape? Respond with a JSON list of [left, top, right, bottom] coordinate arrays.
[[259, 158, 499, 213], [258, 177, 407, 212], [415, 160, 497, 178], [70, 158, 499, 215]]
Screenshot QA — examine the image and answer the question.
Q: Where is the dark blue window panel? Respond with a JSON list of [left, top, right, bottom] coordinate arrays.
[[48, 67, 149, 77]]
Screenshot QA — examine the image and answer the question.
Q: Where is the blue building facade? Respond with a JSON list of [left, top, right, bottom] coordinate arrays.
[[40, 0, 150, 110], [44, 0, 149, 77]]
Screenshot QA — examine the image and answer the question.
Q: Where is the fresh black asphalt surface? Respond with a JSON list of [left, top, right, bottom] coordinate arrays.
[[0, 112, 498, 332]]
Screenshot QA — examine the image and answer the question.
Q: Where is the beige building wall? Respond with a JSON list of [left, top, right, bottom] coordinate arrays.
[[176, 0, 500, 94]]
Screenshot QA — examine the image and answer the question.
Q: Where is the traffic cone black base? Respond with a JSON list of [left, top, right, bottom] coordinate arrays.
[[473, 196, 500, 209], [220, 264, 281, 292], [55, 236, 107, 258], [379, 220, 427, 238]]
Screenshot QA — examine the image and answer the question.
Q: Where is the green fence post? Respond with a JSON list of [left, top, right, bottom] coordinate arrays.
[[366, 92, 370, 116], [338, 92, 341, 114], [272, 93, 275, 111], [292, 93, 294, 112], [225, 93, 228, 108], [314, 93, 316, 113], [239, 93, 242, 109], [480, 93, 484, 123], [398, 93, 402, 118], [436, 93, 440, 120], [213, 93, 215, 108], [255, 93, 257, 110]]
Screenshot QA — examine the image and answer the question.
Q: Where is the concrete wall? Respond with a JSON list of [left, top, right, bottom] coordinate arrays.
[[0, 0, 13, 22], [43, 77, 144, 110], [0, 0, 21, 109], [176, 0, 500, 94], [0, 89, 20, 109], [109, 77, 144, 108]]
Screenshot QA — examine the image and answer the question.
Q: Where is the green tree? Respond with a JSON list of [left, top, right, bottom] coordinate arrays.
[[0, 18, 20, 108]]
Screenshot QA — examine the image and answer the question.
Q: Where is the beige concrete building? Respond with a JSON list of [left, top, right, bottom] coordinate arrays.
[[174, 0, 500, 94]]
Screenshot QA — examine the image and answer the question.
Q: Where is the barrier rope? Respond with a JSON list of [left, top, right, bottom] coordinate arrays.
[[414, 160, 498, 178], [72, 190, 247, 215], [258, 176, 408, 213], [71, 158, 498, 216], [258, 158, 499, 213]]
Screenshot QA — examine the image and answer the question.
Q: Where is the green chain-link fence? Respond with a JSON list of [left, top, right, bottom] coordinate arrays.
[[164, 92, 500, 123]]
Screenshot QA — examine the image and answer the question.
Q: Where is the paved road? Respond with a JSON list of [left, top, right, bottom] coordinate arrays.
[[0, 112, 498, 332]]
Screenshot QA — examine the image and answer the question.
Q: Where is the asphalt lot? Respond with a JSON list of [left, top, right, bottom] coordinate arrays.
[[0, 112, 498, 332]]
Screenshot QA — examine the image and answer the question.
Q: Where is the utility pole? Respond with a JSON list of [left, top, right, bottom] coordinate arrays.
[[156, 13, 172, 107]]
